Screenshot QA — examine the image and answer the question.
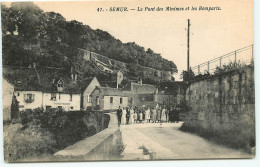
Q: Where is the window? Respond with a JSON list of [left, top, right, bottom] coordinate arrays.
[[46, 106, 51, 111], [17, 92, 20, 96], [58, 106, 62, 111], [129, 98, 133, 105], [57, 80, 63, 88], [59, 93, 61, 100], [87, 95, 91, 103], [120, 97, 123, 104], [70, 106, 74, 110], [96, 96, 100, 105], [51, 93, 56, 101], [24, 94, 35, 103], [70, 94, 73, 101], [110, 97, 113, 103]]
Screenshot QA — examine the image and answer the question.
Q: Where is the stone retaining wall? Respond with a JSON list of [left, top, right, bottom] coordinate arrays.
[[185, 66, 255, 145]]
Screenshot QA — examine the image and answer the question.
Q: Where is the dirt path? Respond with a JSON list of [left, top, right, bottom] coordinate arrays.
[[120, 123, 253, 160]]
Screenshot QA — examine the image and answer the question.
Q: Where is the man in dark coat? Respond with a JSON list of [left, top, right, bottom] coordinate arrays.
[[126, 107, 130, 124], [169, 107, 174, 122], [117, 106, 122, 126]]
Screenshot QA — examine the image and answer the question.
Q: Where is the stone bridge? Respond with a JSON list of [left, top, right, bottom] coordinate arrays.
[[54, 112, 252, 161]]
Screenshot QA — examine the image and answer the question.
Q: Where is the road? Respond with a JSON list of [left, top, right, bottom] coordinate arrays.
[[120, 123, 253, 160]]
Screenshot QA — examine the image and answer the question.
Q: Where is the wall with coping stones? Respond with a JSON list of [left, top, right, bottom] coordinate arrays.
[[185, 66, 255, 137]]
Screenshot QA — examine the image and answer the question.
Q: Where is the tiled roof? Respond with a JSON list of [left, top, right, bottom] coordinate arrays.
[[78, 77, 95, 91], [99, 81, 117, 88], [95, 86, 125, 96], [131, 82, 157, 94], [36, 67, 81, 93], [3, 66, 41, 91], [3, 66, 81, 93]]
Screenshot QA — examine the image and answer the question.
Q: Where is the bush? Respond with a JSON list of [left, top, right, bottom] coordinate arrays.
[[4, 109, 110, 161], [4, 123, 56, 162]]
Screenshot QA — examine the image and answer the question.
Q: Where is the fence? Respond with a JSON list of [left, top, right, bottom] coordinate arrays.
[[191, 44, 254, 75]]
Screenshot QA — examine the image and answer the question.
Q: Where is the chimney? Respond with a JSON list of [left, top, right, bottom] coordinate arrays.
[[74, 74, 77, 81], [140, 78, 143, 86], [33, 62, 36, 68]]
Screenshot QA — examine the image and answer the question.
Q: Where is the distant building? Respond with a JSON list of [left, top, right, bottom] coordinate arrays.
[[81, 49, 113, 73], [99, 70, 124, 89], [91, 86, 128, 111], [155, 81, 187, 107], [94, 58, 113, 73], [79, 77, 100, 109], [123, 81, 158, 107], [2, 77, 14, 121], [3, 65, 81, 111]]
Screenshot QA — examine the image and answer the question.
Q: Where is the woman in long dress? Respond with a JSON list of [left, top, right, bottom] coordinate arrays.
[[145, 108, 151, 123], [156, 107, 161, 123], [129, 107, 134, 124], [161, 107, 167, 123], [139, 110, 143, 123], [165, 107, 169, 123], [121, 107, 127, 125], [133, 111, 138, 123], [151, 107, 157, 123]]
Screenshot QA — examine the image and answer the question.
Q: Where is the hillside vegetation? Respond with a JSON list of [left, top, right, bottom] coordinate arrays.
[[1, 2, 178, 83]]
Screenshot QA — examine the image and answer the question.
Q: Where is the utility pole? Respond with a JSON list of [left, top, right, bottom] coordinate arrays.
[[187, 19, 191, 76]]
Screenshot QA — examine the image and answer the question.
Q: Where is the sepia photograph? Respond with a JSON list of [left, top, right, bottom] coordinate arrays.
[[1, 0, 255, 163]]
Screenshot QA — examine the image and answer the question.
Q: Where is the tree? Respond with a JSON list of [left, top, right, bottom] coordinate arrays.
[[1, 4, 16, 35], [146, 48, 154, 54], [11, 96, 19, 119], [10, 2, 43, 38], [180, 68, 195, 82]]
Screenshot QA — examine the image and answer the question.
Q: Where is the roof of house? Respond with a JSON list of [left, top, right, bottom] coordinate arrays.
[[78, 77, 98, 92], [130, 82, 157, 94], [3, 66, 81, 93], [95, 59, 110, 68], [93, 86, 125, 96], [157, 81, 187, 95], [3, 66, 41, 91], [99, 81, 117, 88], [36, 67, 81, 93]]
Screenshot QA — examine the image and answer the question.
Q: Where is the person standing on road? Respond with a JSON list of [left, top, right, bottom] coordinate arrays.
[[129, 107, 134, 124], [145, 107, 151, 123], [117, 106, 122, 126], [121, 107, 127, 125], [139, 110, 143, 123], [151, 107, 157, 123], [161, 106, 167, 123], [126, 107, 130, 124], [156, 106, 161, 123], [165, 107, 169, 123], [142, 107, 145, 123], [133, 110, 138, 123], [169, 107, 174, 122]]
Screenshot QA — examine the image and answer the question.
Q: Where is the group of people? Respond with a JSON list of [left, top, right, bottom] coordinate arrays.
[[116, 105, 180, 126]]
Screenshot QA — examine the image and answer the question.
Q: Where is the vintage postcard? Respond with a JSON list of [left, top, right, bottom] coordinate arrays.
[[1, 0, 254, 162]]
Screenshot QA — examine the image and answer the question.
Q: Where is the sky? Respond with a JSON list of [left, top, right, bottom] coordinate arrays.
[[3, 0, 254, 80]]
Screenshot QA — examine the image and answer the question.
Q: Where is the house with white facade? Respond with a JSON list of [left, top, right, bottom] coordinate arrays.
[[91, 86, 128, 111], [3, 66, 81, 111], [79, 77, 100, 110]]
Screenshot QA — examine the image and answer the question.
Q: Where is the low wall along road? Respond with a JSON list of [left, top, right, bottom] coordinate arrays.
[[54, 112, 122, 161]]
